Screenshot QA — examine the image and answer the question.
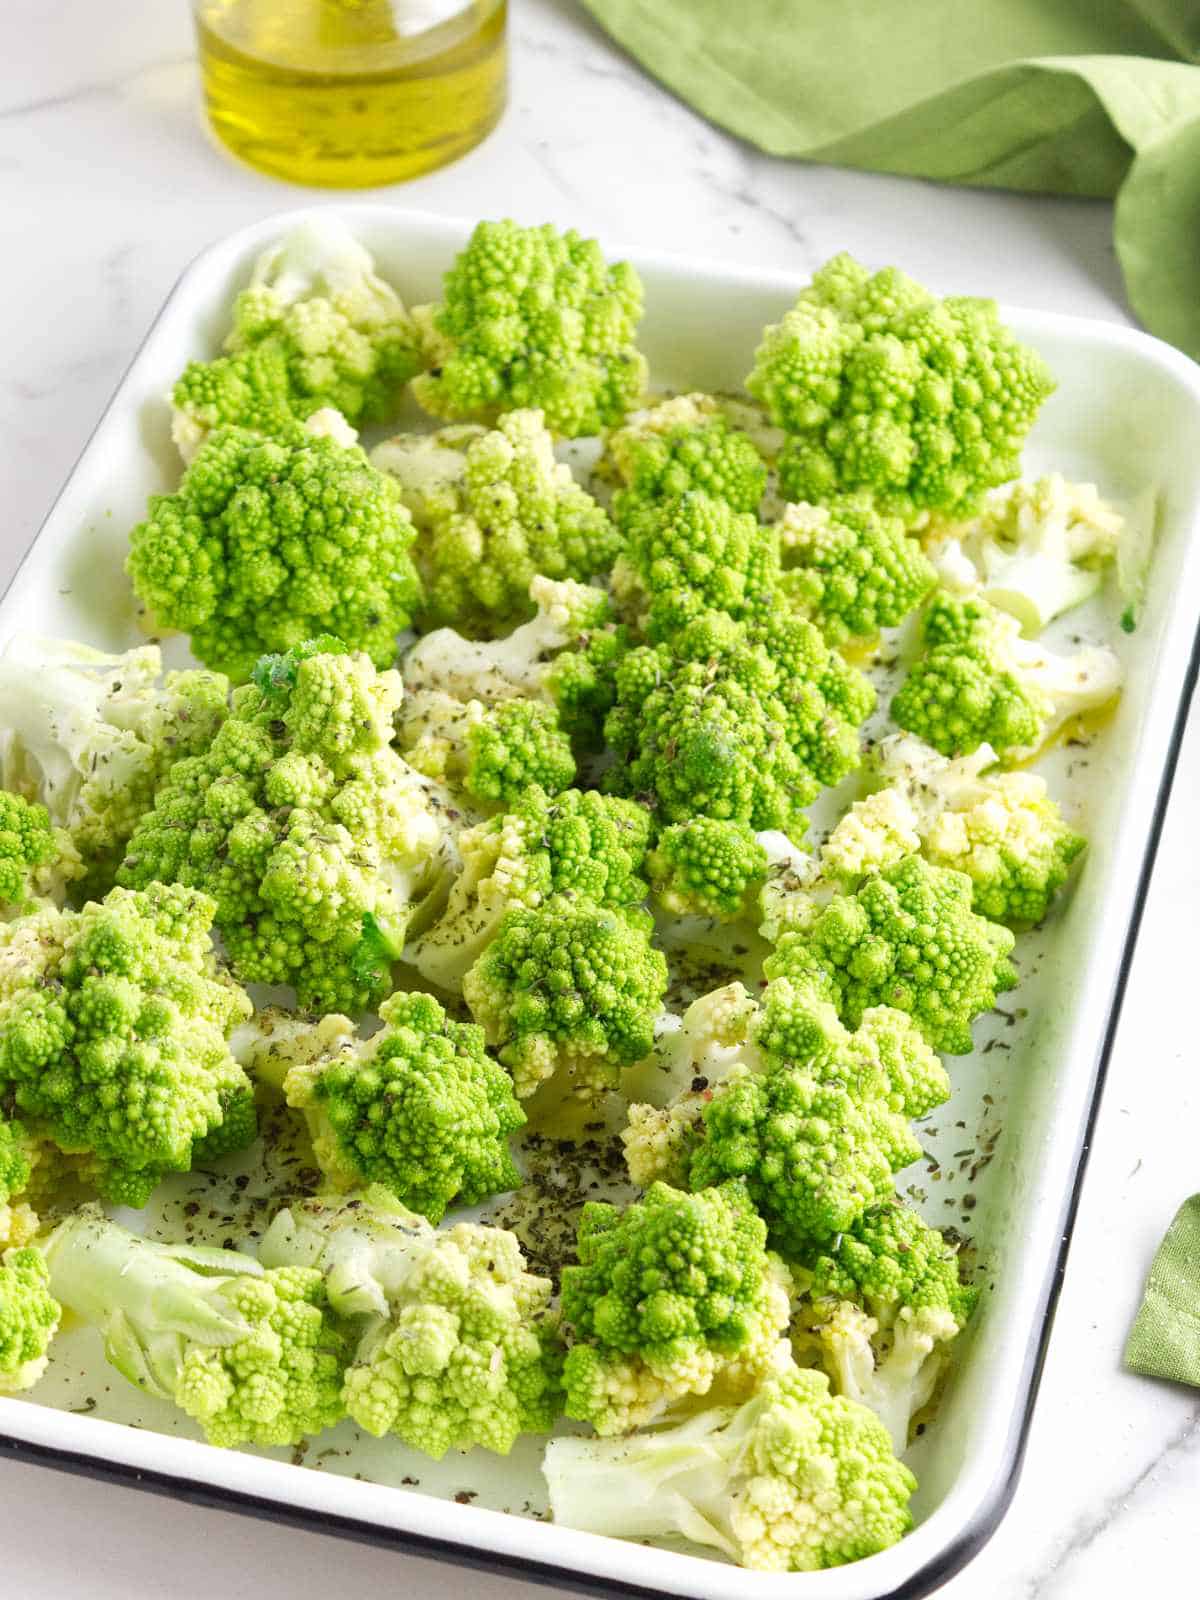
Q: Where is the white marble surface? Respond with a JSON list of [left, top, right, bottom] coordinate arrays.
[[3, 2, 1198, 1595]]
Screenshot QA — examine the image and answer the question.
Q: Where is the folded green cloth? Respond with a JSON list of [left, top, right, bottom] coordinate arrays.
[[579, 0, 1200, 359], [1125, 1195, 1200, 1384]]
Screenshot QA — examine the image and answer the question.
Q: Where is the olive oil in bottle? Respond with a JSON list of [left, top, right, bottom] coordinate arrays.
[[194, 0, 507, 187]]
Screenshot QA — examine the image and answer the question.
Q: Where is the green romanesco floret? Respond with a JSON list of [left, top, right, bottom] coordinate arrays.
[[412, 220, 647, 437], [399, 690, 576, 811], [0, 637, 229, 896], [0, 882, 254, 1208], [611, 489, 781, 640], [171, 219, 419, 461], [403, 574, 627, 751], [119, 643, 454, 1014], [260, 1190, 563, 1457], [45, 1207, 349, 1446], [0, 789, 80, 917], [604, 608, 873, 836], [604, 394, 767, 526], [775, 496, 936, 644], [560, 1181, 793, 1435], [372, 408, 620, 635], [127, 424, 422, 683], [891, 590, 1122, 761], [792, 1200, 978, 1451], [746, 252, 1054, 522], [0, 1245, 61, 1394], [543, 1358, 915, 1571], [830, 732, 1087, 926], [647, 818, 768, 921], [925, 473, 1124, 635], [462, 893, 667, 1099], [244, 991, 523, 1224], [409, 785, 651, 993], [0, 1118, 38, 1250], [765, 853, 1017, 1055]]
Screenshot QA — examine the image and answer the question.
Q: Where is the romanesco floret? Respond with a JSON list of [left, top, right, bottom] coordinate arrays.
[[0, 637, 229, 895], [412, 220, 647, 437], [403, 574, 627, 751], [926, 473, 1123, 635], [0, 1245, 61, 1394], [45, 1207, 349, 1447], [0, 1118, 41, 1251], [260, 1190, 562, 1457], [604, 609, 873, 836], [0, 882, 254, 1207], [646, 818, 767, 921], [543, 1359, 915, 1571], [462, 893, 667, 1100], [831, 732, 1087, 925], [560, 1181, 792, 1435], [603, 394, 767, 525], [746, 253, 1054, 522], [244, 991, 523, 1224], [765, 853, 1017, 1055], [399, 690, 576, 811], [372, 408, 620, 635], [0, 790, 80, 917], [611, 489, 781, 640], [792, 1200, 978, 1451], [408, 785, 651, 993], [171, 219, 419, 461], [621, 983, 766, 1188], [891, 590, 1123, 761], [119, 642, 452, 1014], [775, 496, 936, 644], [127, 425, 422, 683]]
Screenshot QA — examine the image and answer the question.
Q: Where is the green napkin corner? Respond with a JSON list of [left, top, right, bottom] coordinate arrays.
[[1125, 1194, 1200, 1385], [579, 0, 1200, 360]]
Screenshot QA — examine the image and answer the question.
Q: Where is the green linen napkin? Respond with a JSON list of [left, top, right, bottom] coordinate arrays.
[[578, 0, 1200, 360], [1125, 1195, 1200, 1384]]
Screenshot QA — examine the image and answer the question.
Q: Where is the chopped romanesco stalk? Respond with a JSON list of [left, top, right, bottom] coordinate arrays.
[[543, 1359, 915, 1571], [792, 1200, 978, 1451], [403, 575, 627, 751], [646, 818, 767, 921], [925, 473, 1123, 635], [775, 496, 936, 644], [120, 642, 454, 1015], [765, 853, 1017, 1055], [399, 690, 576, 811], [891, 590, 1123, 761], [0, 883, 254, 1207], [0, 1246, 60, 1394], [243, 991, 523, 1224], [560, 1181, 793, 1435], [127, 425, 422, 684], [171, 219, 419, 460], [462, 893, 667, 1099], [412, 220, 647, 437], [603, 394, 767, 525], [260, 1190, 563, 1457], [408, 785, 651, 994], [372, 408, 620, 636], [44, 1207, 349, 1447], [604, 608, 874, 837], [747, 253, 1054, 522], [0, 637, 229, 896], [830, 732, 1088, 925]]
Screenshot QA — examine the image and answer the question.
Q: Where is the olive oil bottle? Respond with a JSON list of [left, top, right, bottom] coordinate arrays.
[[194, 0, 507, 187]]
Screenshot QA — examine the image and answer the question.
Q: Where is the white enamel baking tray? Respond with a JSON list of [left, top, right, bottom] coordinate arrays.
[[2, 206, 1200, 1600]]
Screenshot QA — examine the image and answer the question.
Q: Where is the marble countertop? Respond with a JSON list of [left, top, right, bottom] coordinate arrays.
[[4, 2, 1198, 1595]]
